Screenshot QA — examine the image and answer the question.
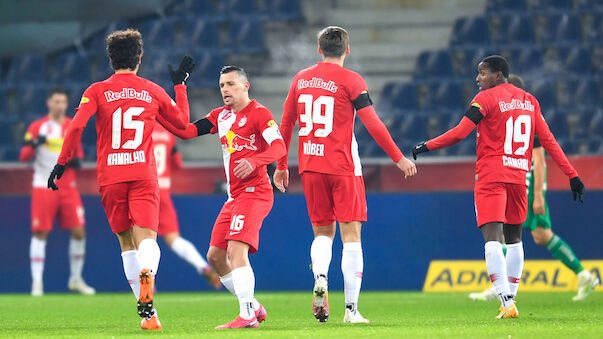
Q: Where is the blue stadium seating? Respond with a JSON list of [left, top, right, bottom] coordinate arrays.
[[530, 0, 573, 11], [414, 50, 453, 79], [560, 46, 592, 75], [538, 13, 582, 44], [486, 0, 527, 13], [83, 21, 130, 54], [590, 110, 603, 137], [0, 90, 6, 116], [5, 54, 47, 84], [188, 52, 224, 86], [431, 81, 465, 110], [50, 53, 90, 83], [451, 47, 495, 77], [490, 14, 534, 45], [264, 0, 301, 21], [585, 12, 603, 43], [138, 20, 177, 49], [450, 16, 490, 46], [180, 19, 219, 51], [577, 0, 603, 10], [528, 79, 556, 110], [0, 121, 12, 145], [168, 0, 214, 18], [390, 83, 418, 111], [573, 78, 601, 108], [16, 85, 48, 118], [215, 0, 258, 18], [499, 46, 544, 75], [227, 20, 265, 54]]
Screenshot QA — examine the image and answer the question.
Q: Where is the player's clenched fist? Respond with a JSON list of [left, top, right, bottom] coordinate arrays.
[[396, 157, 417, 179], [273, 169, 289, 193], [233, 158, 256, 179]]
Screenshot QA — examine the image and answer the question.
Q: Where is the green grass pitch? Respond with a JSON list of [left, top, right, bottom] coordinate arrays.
[[1, 291, 602, 338]]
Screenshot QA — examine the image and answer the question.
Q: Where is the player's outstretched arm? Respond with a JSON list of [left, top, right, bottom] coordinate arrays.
[[533, 106, 584, 202], [413, 116, 477, 160], [157, 115, 215, 140], [532, 144, 546, 214], [157, 55, 196, 129]]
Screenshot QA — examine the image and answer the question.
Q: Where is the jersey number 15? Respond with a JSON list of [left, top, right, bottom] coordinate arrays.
[[112, 107, 144, 150]]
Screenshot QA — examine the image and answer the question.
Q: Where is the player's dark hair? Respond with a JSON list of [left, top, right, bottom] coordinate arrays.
[[481, 55, 509, 78], [508, 73, 525, 90], [220, 65, 248, 82], [317, 26, 349, 57], [47, 86, 68, 99], [106, 29, 143, 71]]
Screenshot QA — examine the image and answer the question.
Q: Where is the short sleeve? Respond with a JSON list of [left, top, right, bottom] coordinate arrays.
[[469, 90, 490, 117], [347, 72, 369, 102], [204, 108, 221, 134], [255, 107, 282, 145]]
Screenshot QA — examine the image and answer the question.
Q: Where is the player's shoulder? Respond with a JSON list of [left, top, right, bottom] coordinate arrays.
[[28, 116, 48, 129]]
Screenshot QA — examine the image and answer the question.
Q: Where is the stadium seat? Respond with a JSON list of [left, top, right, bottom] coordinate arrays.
[[485, 0, 527, 12], [490, 14, 534, 45], [0, 121, 13, 145], [530, 0, 573, 11], [168, 0, 213, 17], [17, 85, 48, 118], [188, 52, 224, 87], [180, 19, 219, 51], [546, 111, 569, 138], [414, 50, 453, 79], [560, 46, 592, 75], [390, 83, 418, 111], [5, 54, 47, 84], [450, 16, 490, 46], [138, 20, 176, 49], [216, 0, 259, 18], [499, 46, 544, 75], [529, 79, 556, 111], [577, 0, 603, 10], [263, 0, 301, 20], [399, 114, 428, 141], [50, 53, 91, 83], [589, 110, 603, 138], [557, 137, 576, 154], [0, 90, 6, 116], [431, 81, 464, 110], [227, 20, 265, 54], [537, 13, 582, 44], [451, 47, 495, 78], [83, 21, 130, 54], [585, 13, 603, 43]]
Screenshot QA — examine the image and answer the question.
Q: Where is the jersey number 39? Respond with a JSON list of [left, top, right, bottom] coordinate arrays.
[[298, 94, 334, 138]]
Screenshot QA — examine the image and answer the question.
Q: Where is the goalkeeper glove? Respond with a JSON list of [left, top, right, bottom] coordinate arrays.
[[570, 176, 585, 203], [168, 55, 195, 85], [412, 142, 429, 160], [47, 164, 65, 191]]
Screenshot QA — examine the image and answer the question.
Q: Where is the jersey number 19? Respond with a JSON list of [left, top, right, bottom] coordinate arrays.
[[504, 115, 531, 156]]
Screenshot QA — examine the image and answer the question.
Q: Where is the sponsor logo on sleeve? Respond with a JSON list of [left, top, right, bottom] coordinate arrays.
[[471, 102, 482, 110], [80, 97, 90, 105], [267, 120, 277, 127]]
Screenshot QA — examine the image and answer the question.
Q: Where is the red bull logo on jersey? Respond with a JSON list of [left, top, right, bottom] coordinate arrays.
[[221, 130, 257, 154], [297, 77, 338, 93], [498, 99, 534, 112], [104, 88, 152, 103]]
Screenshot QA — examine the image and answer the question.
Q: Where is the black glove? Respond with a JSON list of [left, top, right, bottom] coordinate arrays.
[[66, 158, 82, 169], [30, 135, 46, 148], [412, 142, 429, 160], [168, 55, 195, 85], [570, 176, 585, 203], [47, 164, 65, 191]]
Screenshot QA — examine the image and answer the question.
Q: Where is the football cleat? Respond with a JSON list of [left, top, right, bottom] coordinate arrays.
[[469, 285, 497, 301], [496, 303, 519, 319], [68, 277, 96, 295], [201, 266, 222, 290], [31, 280, 43, 297], [343, 308, 370, 324], [313, 275, 329, 322], [255, 303, 267, 323], [141, 314, 162, 330], [215, 316, 258, 329], [573, 271, 600, 301], [137, 269, 156, 319]]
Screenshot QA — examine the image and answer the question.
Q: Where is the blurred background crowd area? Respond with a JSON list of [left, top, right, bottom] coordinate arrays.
[[0, 0, 601, 162]]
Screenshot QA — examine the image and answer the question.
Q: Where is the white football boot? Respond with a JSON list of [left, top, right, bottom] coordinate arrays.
[[469, 285, 498, 301], [343, 307, 370, 324], [31, 280, 43, 297], [68, 276, 96, 295], [573, 270, 600, 301]]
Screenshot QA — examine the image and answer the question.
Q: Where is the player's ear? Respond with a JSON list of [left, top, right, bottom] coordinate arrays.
[[345, 45, 350, 55], [318, 47, 323, 56], [244, 81, 250, 91]]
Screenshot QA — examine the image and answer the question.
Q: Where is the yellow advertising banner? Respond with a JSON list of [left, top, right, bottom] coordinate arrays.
[[423, 260, 603, 292]]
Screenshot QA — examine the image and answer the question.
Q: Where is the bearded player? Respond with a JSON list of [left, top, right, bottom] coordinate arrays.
[[413, 56, 585, 319], [273, 26, 417, 324], [20, 87, 95, 296], [151, 123, 220, 288], [159, 65, 286, 329], [469, 74, 599, 302], [48, 29, 193, 330]]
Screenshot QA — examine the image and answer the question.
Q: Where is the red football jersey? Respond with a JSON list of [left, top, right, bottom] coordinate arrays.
[[206, 100, 281, 199], [280, 62, 369, 176], [57, 73, 189, 186], [469, 83, 576, 184], [152, 123, 181, 190]]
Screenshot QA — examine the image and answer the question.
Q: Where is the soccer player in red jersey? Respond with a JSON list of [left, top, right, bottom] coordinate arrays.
[[273, 26, 417, 324], [412, 56, 585, 318], [47, 29, 193, 330], [151, 123, 220, 288], [159, 65, 286, 329], [20, 87, 95, 297]]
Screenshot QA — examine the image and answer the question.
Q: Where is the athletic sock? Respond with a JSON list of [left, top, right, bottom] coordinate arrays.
[[121, 250, 142, 299], [502, 242, 507, 257], [30, 237, 46, 284], [138, 238, 161, 275], [231, 266, 256, 320], [311, 235, 333, 280], [546, 234, 584, 274], [505, 242, 524, 298], [484, 241, 513, 307], [69, 238, 86, 280], [221, 272, 260, 310], [170, 237, 209, 273], [342, 242, 363, 313]]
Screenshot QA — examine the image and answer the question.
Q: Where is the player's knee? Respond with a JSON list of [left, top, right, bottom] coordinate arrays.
[[70, 227, 85, 240], [532, 228, 553, 246], [33, 231, 48, 240], [207, 248, 226, 268]]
